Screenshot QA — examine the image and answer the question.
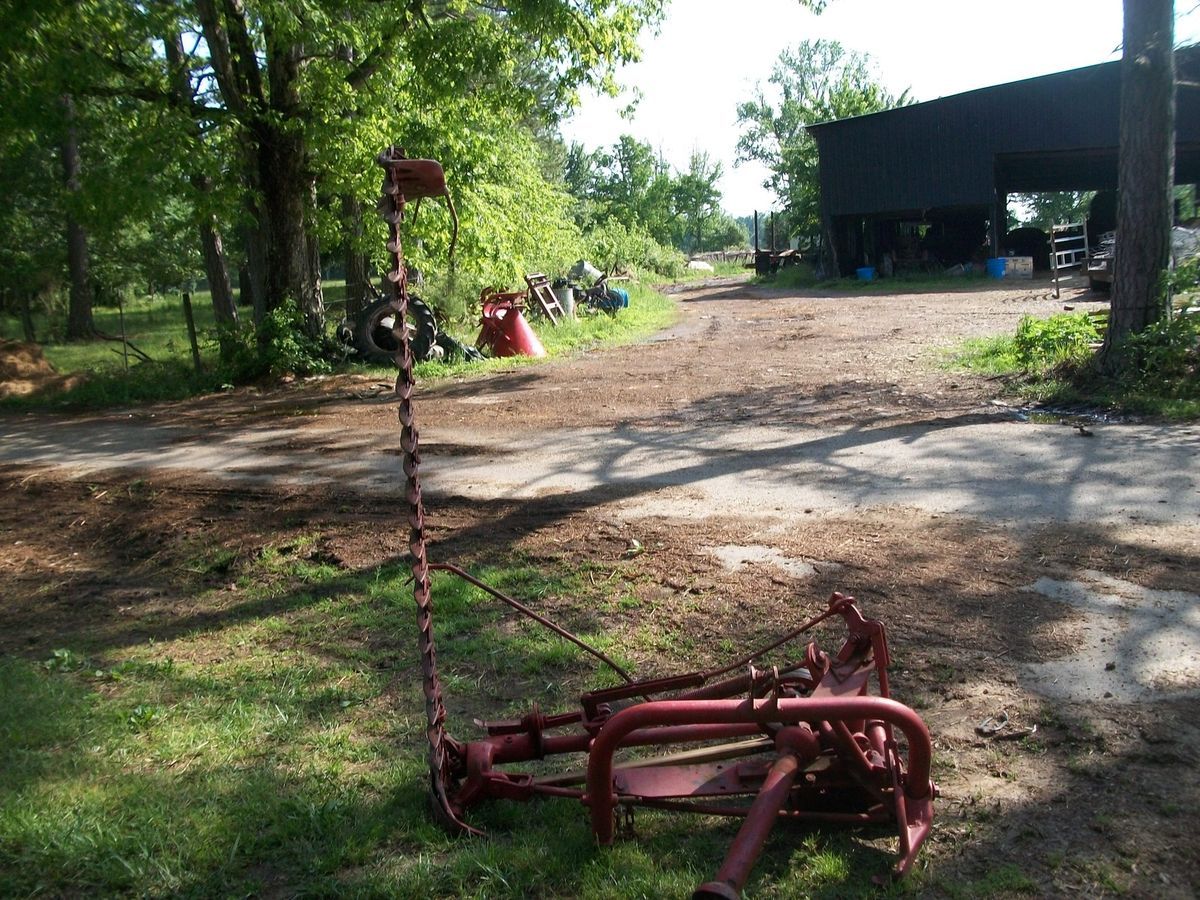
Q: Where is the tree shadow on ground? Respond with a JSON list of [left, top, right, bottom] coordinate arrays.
[[2, 365, 1197, 896]]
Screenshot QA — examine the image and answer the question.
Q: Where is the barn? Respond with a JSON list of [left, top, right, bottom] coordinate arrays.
[[806, 47, 1200, 276]]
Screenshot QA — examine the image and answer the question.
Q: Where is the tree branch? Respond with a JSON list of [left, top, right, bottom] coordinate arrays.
[[194, 0, 247, 116], [220, 0, 266, 107], [345, 15, 410, 91]]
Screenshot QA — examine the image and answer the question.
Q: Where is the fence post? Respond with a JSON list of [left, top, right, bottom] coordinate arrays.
[[181, 291, 202, 372], [117, 294, 129, 374]]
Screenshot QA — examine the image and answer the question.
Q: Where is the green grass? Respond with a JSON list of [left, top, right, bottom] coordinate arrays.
[[0, 285, 245, 404], [946, 307, 1200, 420], [0, 544, 916, 898], [0, 281, 675, 410], [938, 863, 1040, 898], [762, 262, 996, 293]]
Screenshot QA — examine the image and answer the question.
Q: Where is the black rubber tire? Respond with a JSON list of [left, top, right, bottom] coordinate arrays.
[[354, 296, 437, 365]]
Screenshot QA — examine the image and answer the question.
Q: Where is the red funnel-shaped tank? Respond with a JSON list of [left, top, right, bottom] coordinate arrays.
[[476, 298, 546, 358]]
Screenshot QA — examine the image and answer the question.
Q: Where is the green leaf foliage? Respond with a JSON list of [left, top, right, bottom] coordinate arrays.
[[736, 40, 911, 246], [0, 0, 666, 359], [1013, 313, 1102, 369], [564, 136, 745, 262]]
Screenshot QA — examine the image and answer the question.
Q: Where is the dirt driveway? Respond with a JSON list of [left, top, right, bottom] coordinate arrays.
[[2, 275, 1198, 896]]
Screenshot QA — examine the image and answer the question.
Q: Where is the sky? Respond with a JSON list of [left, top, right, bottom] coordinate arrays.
[[560, 0, 1200, 218]]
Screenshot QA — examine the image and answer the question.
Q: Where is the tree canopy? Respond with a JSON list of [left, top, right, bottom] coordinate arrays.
[[565, 136, 746, 256], [0, 0, 665, 348], [735, 39, 909, 248]]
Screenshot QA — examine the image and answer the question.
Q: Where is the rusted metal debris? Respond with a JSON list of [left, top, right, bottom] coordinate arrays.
[[475, 289, 546, 357], [376, 147, 936, 898]]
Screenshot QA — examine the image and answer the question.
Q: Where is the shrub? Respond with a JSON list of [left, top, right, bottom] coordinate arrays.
[[1168, 255, 1200, 296], [1122, 305, 1200, 398], [217, 300, 335, 381], [584, 221, 686, 279], [1012, 313, 1101, 369]]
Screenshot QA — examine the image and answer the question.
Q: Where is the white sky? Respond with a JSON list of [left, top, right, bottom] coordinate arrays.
[[561, 0, 1200, 218]]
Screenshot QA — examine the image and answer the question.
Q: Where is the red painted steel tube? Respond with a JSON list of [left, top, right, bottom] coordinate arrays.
[[635, 798, 887, 822], [693, 752, 801, 900], [488, 723, 763, 764], [586, 697, 932, 845], [673, 665, 812, 702]]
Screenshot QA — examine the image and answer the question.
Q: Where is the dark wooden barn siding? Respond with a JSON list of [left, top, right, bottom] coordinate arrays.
[[809, 54, 1200, 218]]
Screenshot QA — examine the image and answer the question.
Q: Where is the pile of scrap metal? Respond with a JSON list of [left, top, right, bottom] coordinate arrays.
[[568, 260, 631, 315], [344, 284, 484, 365], [475, 264, 633, 355], [749, 211, 801, 277], [476, 286, 547, 357], [376, 146, 935, 898]]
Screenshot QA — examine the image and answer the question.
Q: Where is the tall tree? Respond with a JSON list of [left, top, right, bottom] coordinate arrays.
[[0, 126, 63, 342], [1013, 191, 1095, 228], [592, 136, 676, 241], [3, 0, 661, 336], [60, 94, 95, 340], [735, 40, 909, 249], [163, 27, 238, 337], [1101, 0, 1176, 367], [1, 1, 664, 350], [182, 1, 663, 335], [673, 151, 723, 253]]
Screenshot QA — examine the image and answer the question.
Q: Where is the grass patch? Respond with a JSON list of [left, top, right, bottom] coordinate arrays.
[[0, 545, 907, 897], [1, 282, 676, 411], [946, 307, 1200, 420], [939, 863, 1040, 898], [762, 262, 996, 293]]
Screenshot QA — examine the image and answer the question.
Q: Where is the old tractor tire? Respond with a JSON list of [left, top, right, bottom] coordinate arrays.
[[354, 296, 438, 365]]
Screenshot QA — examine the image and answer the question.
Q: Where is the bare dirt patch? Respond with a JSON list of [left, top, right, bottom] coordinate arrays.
[[1022, 571, 1200, 701]]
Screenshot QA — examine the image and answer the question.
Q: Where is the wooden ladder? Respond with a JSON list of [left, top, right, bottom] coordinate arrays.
[[524, 273, 565, 326]]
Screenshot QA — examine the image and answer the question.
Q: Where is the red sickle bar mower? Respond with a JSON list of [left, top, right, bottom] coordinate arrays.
[[376, 147, 935, 898]]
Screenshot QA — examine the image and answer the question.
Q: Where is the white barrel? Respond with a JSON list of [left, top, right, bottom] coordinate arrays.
[[553, 285, 575, 317]]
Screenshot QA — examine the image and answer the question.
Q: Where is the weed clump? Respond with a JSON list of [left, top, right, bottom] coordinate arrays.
[[950, 301, 1200, 419], [1012, 313, 1101, 369]]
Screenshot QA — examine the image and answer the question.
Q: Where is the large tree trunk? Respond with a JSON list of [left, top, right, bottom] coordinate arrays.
[[342, 194, 369, 321], [239, 221, 268, 324], [19, 291, 36, 343], [200, 215, 238, 330], [259, 23, 324, 337], [258, 127, 324, 336], [195, 0, 324, 339], [337, 40, 369, 324], [1101, 0, 1175, 369], [237, 262, 252, 307], [61, 94, 94, 341]]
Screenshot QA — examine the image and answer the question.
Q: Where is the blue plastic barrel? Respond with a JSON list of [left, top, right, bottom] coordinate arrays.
[[986, 258, 1007, 279], [856, 266, 876, 281]]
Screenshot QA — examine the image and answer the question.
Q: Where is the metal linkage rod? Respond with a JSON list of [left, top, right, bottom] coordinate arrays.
[[429, 562, 636, 684]]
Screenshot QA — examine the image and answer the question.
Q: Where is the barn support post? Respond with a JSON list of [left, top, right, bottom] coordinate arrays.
[[819, 214, 840, 279], [991, 183, 1008, 257]]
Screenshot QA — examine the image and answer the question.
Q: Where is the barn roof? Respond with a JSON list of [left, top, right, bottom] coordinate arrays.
[[807, 47, 1200, 219]]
